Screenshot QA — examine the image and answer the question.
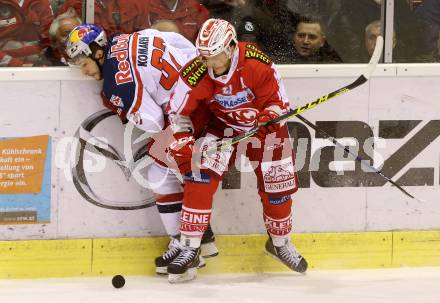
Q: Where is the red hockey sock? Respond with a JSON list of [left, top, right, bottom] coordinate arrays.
[[260, 192, 293, 237], [180, 173, 220, 237]]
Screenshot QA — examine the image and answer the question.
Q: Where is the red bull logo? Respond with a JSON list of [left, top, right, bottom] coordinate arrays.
[[77, 27, 91, 39], [69, 27, 92, 44]]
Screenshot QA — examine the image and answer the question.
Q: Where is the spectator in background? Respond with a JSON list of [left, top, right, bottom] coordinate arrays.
[[364, 20, 396, 60], [286, 0, 347, 62], [250, 0, 298, 62], [201, 0, 246, 20], [0, 0, 53, 66], [201, 0, 257, 43], [286, 16, 341, 64], [48, 0, 61, 14], [364, 19, 418, 63], [286, 0, 342, 29], [57, 0, 150, 36], [147, 0, 209, 43], [235, 16, 259, 45], [331, 0, 424, 62], [329, 0, 381, 62], [416, 30, 440, 63], [393, 0, 425, 62], [365, 20, 386, 57], [39, 7, 81, 65], [415, 0, 440, 55]]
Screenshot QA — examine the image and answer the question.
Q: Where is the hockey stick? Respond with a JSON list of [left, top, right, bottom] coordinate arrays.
[[295, 113, 420, 201], [206, 36, 384, 154]]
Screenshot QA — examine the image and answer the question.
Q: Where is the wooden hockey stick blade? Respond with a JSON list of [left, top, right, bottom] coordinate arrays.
[[206, 36, 384, 154]]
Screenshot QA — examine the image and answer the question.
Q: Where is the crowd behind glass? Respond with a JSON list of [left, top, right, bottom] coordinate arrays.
[[1, 0, 439, 67]]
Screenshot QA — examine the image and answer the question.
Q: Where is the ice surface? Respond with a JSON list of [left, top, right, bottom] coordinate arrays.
[[1, 268, 440, 303]]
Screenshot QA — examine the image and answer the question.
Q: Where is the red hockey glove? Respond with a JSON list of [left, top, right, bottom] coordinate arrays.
[[254, 108, 282, 140], [167, 132, 195, 174]]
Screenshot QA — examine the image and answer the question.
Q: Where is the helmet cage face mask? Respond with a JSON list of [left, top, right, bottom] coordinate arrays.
[[196, 19, 237, 59], [65, 24, 107, 59]]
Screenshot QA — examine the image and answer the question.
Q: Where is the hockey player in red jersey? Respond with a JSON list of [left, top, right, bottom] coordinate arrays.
[[166, 18, 308, 283], [64, 24, 218, 274]]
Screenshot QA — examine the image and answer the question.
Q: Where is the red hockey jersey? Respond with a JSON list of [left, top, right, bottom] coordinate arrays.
[[169, 42, 290, 135]]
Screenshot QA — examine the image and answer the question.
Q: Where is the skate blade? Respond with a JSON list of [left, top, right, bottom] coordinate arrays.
[[155, 266, 168, 275], [264, 250, 307, 275], [198, 256, 206, 268], [168, 267, 197, 284], [157, 258, 205, 276], [200, 242, 219, 258]]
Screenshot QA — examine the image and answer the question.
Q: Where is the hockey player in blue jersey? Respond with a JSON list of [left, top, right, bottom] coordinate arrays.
[[64, 24, 218, 274]]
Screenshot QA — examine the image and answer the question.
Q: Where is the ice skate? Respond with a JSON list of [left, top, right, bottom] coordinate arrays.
[[265, 237, 308, 273], [155, 236, 206, 275], [167, 245, 201, 283], [201, 224, 219, 258]]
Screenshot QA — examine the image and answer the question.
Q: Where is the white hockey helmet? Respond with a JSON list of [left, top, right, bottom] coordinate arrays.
[[196, 18, 238, 58], [65, 24, 107, 59]]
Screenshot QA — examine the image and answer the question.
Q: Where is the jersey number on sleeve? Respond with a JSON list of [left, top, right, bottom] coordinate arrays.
[[151, 37, 179, 90]]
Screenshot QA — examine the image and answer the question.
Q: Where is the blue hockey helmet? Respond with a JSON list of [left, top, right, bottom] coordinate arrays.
[[65, 24, 107, 59]]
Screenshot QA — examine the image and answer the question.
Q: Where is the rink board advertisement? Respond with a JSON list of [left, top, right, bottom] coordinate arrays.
[[0, 76, 439, 239], [0, 135, 51, 224]]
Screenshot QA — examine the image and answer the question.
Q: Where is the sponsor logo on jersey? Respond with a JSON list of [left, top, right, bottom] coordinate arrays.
[[202, 150, 229, 175], [180, 207, 212, 233], [110, 34, 133, 85], [137, 36, 149, 67], [214, 88, 255, 108], [110, 95, 124, 107], [264, 215, 292, 236], [262, 159, 296, 193], [245, 44, 271, 65], [182, 58, 207, 87], [183, 172, 211, 184], [201, 143, 232, 175], [182, 58, 201, 77], [187, 64, 207, 87], [268, 195, 290, 205]]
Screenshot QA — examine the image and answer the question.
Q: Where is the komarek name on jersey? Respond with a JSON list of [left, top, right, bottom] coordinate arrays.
[[100, 29, 196, 133]]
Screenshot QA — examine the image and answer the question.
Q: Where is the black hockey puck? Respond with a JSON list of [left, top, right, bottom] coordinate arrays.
[[112, 275, 125, 288]]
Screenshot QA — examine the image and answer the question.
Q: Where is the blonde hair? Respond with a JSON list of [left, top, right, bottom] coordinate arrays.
[[49, 7, 82, 46]]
